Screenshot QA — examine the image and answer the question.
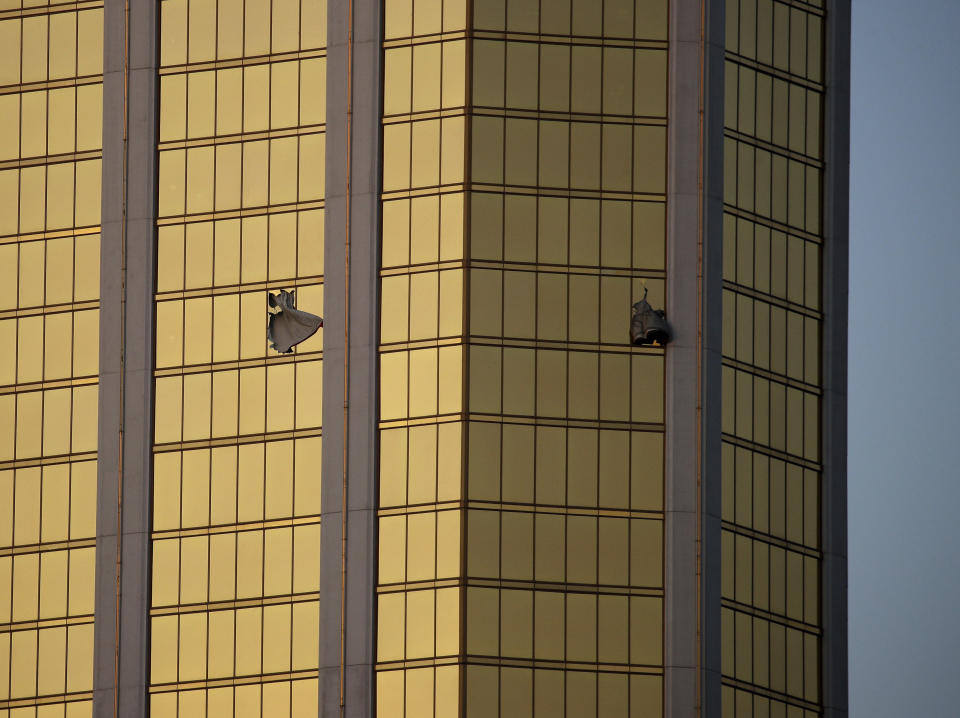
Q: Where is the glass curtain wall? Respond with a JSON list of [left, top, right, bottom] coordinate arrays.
[[377, 1, 668, 716], [720, 1, 825, 716], [149, 0, 326, 715], [0, 3, 104, 716], [377, 0, 467, 715]]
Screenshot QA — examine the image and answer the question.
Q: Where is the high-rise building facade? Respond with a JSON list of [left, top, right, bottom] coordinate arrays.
[[0, 2, 103, 715], [0, 0, 848, 717]]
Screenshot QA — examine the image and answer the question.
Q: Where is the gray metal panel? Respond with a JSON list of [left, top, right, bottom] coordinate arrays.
[[319, 0, 382, 715], [821, 2, 851, 717], [92, 0, 159, 716], [701, 1, 726, 714], [665, 1, 725, 716], [664, 0, 701, 714]]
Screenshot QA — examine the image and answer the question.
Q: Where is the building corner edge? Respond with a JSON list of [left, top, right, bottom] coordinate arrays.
[[664, 0, 725, 716], [821, 2, 851, 717]]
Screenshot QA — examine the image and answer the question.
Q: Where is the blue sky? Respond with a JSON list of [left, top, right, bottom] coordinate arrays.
[[849, 1, 960, 714]]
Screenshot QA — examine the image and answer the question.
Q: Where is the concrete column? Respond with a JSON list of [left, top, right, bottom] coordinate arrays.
[[92, 0, 158, 716], [319, 0, 382, 715], [821, 3, 851, 717], [665, 1, 724, 716]]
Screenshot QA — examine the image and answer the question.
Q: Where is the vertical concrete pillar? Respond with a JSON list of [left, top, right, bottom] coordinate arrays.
[[320, 0, 383, 715], [92, 0, 159, 716], [821, 3, 851, 718], [665, 1, 725, 716]]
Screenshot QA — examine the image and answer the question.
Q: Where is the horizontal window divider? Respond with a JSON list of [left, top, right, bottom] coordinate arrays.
[[0, 691, 95, 711], [467, 260, 666, 278], [462, 656, 665, 673], [0, 299, 100, 320], [720, 676, 822, 712], [722, 206, 823, 244], [373, 656, 460, 671], [379, 262, 665, 278], [720, 522, 822, 559], [464, 338, 664, 356], [0, 224, 102, 246], [0, 74, 103, 97], [376, 579, 663, 599], [156, 199, 325, 226], [375, 579, 461, 593], [149, 592, 321, 617], [151, 515, 321, 542], [154, 351, 323, 378], [377, 414, 464, 430], [382, 30, 469, 48], [721, 358, 822, 395], [378, 261, 666, 278], [465, 414, 664, 433], [380, 186, 666, 203], [382, 108, 467, 124], [722, 282, 823, 319], [721, 673, 823, 715], [724, 129, 824, 167], [723, 53, 825, 94], [152, 427, 322, 454], [763, 0, 825, 15], [374, 657, 665, 675], [468, 184, 665, 202], [377, 502, 462, 517], [157, 48, 327, 76], [377, 337, 465, 352], [0, 537, 97, 558], [0, 452, 97, 472], [0, 375, 99, 396], [0, 0, 103, 21], [381, 108, 669, 126], [380, 184, 468, 201], [158, 124, 326, 151], [0, 150, 104, 172], [463, 501, 663, 521], [469, 31, 668, 51], [723, 51, 825, 91], [0, 614, 95, 636], [154, 275, 323, 302], [469, 108, 667, 126], [375, 503, 663, 520], [147, 670, 320, 694], [380, 261, 466, 276], [720, 435, 821, 472], [464, 580, 663, 596], [780, 0, 826, 13]]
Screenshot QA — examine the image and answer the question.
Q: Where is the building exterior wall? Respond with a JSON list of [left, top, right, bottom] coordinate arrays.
[[719, 0, 831, 715], [463, 1, 669, 716], [375, 0, 467, 715], [0, 3, 104, 715], [376, 0, 670, 715], [0, 1, 848, 716], [147, 0, 327, 714]]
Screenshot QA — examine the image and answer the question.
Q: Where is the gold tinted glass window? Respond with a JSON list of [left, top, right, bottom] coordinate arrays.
[[721, 1, 824, 716], [150, 1, 325, 715], [377, 1, 668, 715], [378, 1, 468, 713], [0, 3, 103, 716]]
